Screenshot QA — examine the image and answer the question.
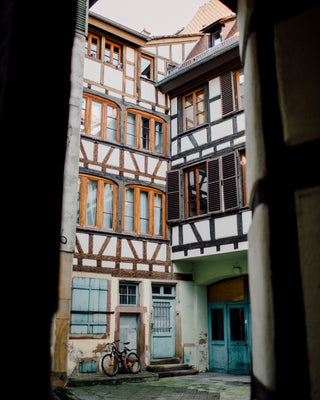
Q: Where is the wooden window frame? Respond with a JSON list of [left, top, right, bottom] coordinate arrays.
[[140, 54, 154, 80], [85, 33, 101, 59], [185, 163, 208, 218], [235, 69, 244, 110], [104, 39, 122, 68], [81, 93, 120, 142], [182, 87, 205, 131], [123, 185, 166, 238], [125, 109, 166, 155], [77, 174, 118, 231]]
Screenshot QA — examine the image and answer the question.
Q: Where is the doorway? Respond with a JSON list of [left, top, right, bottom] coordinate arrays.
[[151, 284, 175, 359], [208, 277, 251, 374], [119, 313, 139, 351]]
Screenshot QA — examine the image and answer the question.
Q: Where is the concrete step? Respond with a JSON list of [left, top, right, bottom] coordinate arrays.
[[66, 371, 159, 387], [147, 363, 192, 372], [158, 368, 199, 378], [150, 357, 180, 365]]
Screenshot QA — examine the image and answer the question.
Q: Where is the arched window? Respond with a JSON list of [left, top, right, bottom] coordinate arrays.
[[123, 185, 166, 237], [81, 93, 120, 142], [125, 109, 166, 155], [77, 174, 118, 230]]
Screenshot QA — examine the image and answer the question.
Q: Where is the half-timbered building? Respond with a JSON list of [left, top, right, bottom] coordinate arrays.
[[157, 12, 252, 375], [67, 11, 202, 375], [65, 0, 252, 377]]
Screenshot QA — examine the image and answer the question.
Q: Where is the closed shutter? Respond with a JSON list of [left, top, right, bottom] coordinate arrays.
[[222, 153, 238, 210], [75, 0, 88, 36], [220, 71, 235, 116], [207, 158, 221, 213], [166, 170, 180, 221]]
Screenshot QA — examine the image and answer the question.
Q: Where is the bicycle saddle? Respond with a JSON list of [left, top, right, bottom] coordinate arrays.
[[124, 342, 130, 345]]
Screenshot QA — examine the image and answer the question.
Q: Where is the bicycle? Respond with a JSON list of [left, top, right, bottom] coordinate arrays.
[[101, 340, 141, 376]]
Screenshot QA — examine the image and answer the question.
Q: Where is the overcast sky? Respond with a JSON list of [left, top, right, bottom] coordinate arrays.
[[91, 0, 209, 36]]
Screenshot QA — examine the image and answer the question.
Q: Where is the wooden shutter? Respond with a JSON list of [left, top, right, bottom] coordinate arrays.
[[220, 71, 235, 116], [222, 153, 238, 210], [207, 158, 221, 213], [166, 170, 180, 221]]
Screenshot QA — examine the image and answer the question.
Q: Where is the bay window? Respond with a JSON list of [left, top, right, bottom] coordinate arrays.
[[77, 174, 118, 230], [124, 185, 165, 237]]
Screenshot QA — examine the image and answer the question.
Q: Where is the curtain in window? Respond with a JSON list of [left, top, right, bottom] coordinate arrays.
[[127, 113, 136, 146], [140, 190, 149, 233], [106, 106, 117, 141], [103, 183, 113, 229], [91, 101, 101, 136], [125, 188, 134, 231], [154, 193, 163, 236], [86, 180, 97, 226], [155, 121, 163, 153]]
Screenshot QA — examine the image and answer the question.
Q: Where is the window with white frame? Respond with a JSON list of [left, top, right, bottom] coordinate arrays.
[[119, 283, 138, 306]]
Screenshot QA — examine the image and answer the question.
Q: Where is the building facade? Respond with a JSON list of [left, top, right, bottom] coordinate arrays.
[[157, 14, 251, 374], [62, 1, 252, 377]]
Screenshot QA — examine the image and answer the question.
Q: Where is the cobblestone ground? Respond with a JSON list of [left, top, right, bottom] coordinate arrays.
[[57, 373, 250, 400]]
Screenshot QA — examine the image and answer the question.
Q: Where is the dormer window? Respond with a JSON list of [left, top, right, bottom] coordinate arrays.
[[211, 32, 222, 47]]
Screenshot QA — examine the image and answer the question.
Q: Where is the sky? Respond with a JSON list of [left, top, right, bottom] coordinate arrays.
[[91, 0, 209, 36]]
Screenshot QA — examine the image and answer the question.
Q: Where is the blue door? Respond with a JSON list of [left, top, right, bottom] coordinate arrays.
[[151, 285, 175, 359], [209, 302, 251, 374]]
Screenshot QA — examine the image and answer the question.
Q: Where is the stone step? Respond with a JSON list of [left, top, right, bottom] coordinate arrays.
[[147, 363, 192, 372], [158, 368, 199, 378], [150, 357, 180, 365]]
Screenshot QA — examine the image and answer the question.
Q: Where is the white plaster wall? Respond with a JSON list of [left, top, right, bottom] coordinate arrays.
[[215, 215, 238, 239], [104, 66, 123, 91], [126, 47, 135, 63], [210, 99, 222, 121], [209, 77, 221, 98], [84, 58, 100, 83], [141, 80, 155, 103], [171, 97, 177, 115], [212, 119, 233, 140], [192, 128, 207, 146]]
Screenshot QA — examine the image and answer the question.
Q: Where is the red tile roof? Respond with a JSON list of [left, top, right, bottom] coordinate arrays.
[[180, 0, 235, 34]]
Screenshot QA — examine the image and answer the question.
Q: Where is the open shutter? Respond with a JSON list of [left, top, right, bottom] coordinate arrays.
[[207, 158, 221, 213], [222, 152, 238, 210], [220, 71, 235, 116], [166, 170, 180, 222]]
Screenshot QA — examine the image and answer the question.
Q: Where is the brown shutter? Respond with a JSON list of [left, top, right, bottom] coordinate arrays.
[[222, 152, 238, 210], [207, 158, 221, 213], [166, 170, 180, 222], [220, 71, 235, 116]]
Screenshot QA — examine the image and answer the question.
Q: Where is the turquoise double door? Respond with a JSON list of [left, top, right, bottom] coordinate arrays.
[[208, 302, 251, 374]]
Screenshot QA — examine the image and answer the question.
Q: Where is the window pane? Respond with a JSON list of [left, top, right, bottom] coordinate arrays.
[[106, 106, 117, 141], [113, 46, 120, 67], [239, 70, 245, 109], [125, 188, 134, 231], [199, 167, 207, 215], [80, 98, 86, 133], [127, 113, 136, 146], [230, 307, 245, 341], [141, 56, 152, 79], [185, 103, 194, 130], [154, 193, 163, 236], [141, 117, 150, 150], [102, 183, 113, 229], [104, 42, 111, 63], [196, 90, 205, 125], [86, 180, 97, 226], [91, 101, 101, 137], [90, 37, 98, 58], [187, 170, 197, 217], [211, 308, 224, 340], [140, 191, 149, 233], [155, 121, 163, 153]]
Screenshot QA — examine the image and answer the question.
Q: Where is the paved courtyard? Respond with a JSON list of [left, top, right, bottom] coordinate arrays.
[[53, 373, 250, 400]]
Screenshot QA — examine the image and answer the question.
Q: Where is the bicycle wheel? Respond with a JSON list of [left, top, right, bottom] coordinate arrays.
[[101, 353, 119, 376], [126, 352, 140, 374]]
